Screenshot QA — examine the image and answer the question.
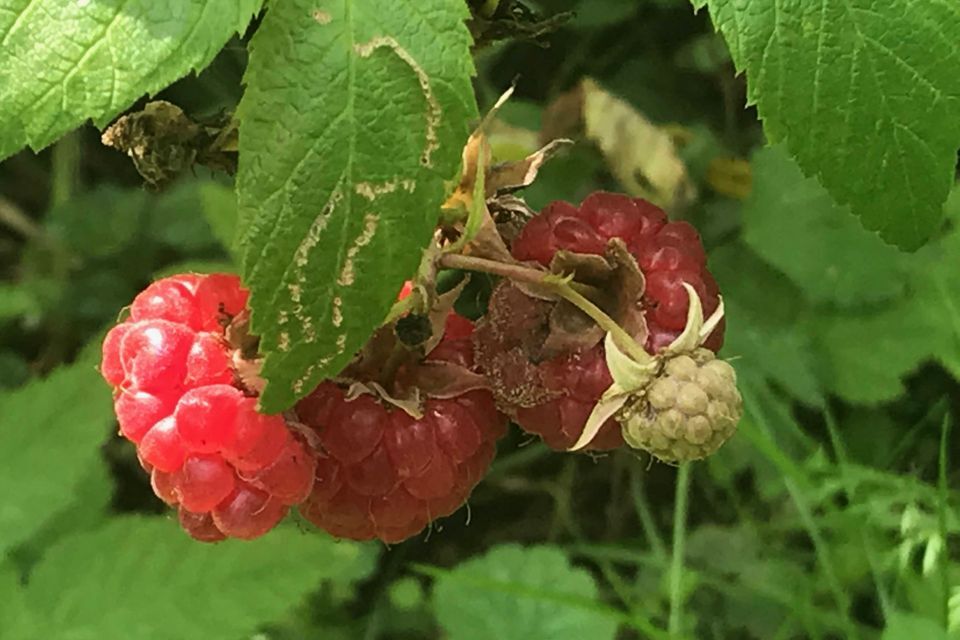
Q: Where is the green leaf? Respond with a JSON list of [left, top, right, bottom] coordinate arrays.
[[813, 305, 933, 405], [0, 353, 113, 556], [0, 563, 31, 640], [147, 179, 225, 254], [23, 517, 377, 640], [197, 179, 242, 260], [0, 0, 262, 160], [47, 186, 148, 258], [882, 611, 948, 640], [0, 283, 37, 322], [912, 225, 960, 380], [741, 146, 907, 306], [9, 461, 113, 575], [430, 544, 620, 640], [709, 243, 823, 406], [237, 0, 477, 411], [694, 0, 960, 249], [814, 222, 960, 404], [389, 576, 425, 611], [0, 351, 30, 390]]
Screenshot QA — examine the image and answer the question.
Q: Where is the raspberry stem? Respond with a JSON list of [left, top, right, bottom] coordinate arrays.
[[437, 253, 649, 363], [668, 462, 691, 636], [437, 254, 599, 297], [378, 340, 411, 390]]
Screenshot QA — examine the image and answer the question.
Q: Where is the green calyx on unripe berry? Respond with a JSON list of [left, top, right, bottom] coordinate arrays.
[[569, 283, 742, 461]]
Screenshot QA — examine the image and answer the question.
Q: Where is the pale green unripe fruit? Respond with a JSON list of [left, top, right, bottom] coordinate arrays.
[[619, 348, 741, 463]]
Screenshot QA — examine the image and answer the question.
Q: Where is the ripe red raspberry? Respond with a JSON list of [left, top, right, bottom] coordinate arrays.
[[101, 273, 315, 541], [512, 192, 723, 351], [296, 318, 506, 543], [479, 193, 725, 451]]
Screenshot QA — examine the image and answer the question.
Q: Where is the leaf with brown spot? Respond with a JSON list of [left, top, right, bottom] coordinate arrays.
[[237, 0, 477, 412]]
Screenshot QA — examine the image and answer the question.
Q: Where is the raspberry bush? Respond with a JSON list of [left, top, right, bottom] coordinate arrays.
[[3, 1, 958, 639]]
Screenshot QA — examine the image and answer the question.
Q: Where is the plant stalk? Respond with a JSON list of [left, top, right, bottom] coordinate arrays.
[[51, 130, 81, 207], [937, 413, 952, 630], [668, 463, 692, 638]]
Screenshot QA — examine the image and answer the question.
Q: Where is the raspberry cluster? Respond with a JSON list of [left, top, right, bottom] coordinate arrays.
[[98, 189, 735, 544], [100, 274, 315, 541], [296, 315, 506, 543], [478, 192, 725, 451]]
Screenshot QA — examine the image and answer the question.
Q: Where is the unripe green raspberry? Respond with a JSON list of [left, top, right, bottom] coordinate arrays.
[[619, 348, 741, 463]]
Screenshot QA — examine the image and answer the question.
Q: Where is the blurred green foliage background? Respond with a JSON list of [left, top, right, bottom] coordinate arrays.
[[0, 1, 957, 638]]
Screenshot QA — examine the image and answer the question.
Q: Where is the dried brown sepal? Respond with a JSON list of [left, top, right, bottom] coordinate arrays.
[[460, 213, 515, 263], [464, 139, 571, 261], [338, 273, 485, 414], [224, 310, 259, 359], [486, 139, 573, 197], [223, 310, 269, 396], [543, 299, 603, 355], [336, 336, 492, 417], [232, 354, 266, 396], [489, 194, 536, 249], [345, 381, 424, 419], [604, 240, 648, 345], [548, 250, 615, 286], [422, 277, 471, 354], [546, 239, 648, 344], [340, 325, 399, 384], [395, 361, 492, 400], [442, 87, 569, 263]]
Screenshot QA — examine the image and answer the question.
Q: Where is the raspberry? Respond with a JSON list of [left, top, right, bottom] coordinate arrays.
[[297, 319, 506, 543], [100, 273, 315, 541], [619, 348, 741, 462], [478, 192, 725, 452], [512, 192, 723, 351]]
